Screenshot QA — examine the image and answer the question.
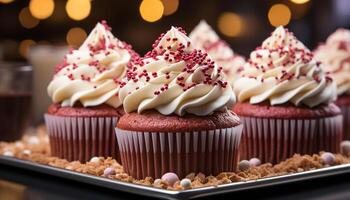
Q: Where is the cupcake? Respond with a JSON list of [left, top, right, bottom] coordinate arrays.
[[233, 26, 342, 164], [116, 27, 243, 179], [45, 21, 138, 162], [314, 29, 350, 139], [189, 20, 245, 85]]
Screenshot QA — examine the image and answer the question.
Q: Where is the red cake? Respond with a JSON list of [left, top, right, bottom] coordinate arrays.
[[117, 110, 240, 132], [335, 96, 350, 140], [48, 103, 124, 117], [115, 27, 243, 179], [233, 102, 341, 119], [335, 95, 350, 107], [233, 26, 342, 164], [44, 21, 138, 163]]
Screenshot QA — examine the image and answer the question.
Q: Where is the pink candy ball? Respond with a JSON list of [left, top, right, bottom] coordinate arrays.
[[249, 158, 261, 167], [341, 141, 350, 157], [321, 152, 335, 165], [103, 167, 116, 176], [161, 172, 179, 186], [239, 160, 250, 171]]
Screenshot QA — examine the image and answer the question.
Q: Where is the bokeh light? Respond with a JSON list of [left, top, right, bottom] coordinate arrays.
[[19, 7, 39, 29], [66, 0, 91, 21], [19, 39, 36, 58], [268, 4, 291, 27], [0, 0, 14, 4], [139, 0, 164, 23], [66, 27, 87, 47], [218, 12, 243, 37], [290, 0, 310, 4], [29, 0, 55, 20], [162, 0, 179, 16]]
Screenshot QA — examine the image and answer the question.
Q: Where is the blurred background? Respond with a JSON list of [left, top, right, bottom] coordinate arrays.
[[0, 0, 350, 59], [0, 0, 349, 126]]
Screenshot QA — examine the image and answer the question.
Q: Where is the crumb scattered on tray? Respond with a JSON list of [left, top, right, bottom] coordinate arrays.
[[1, 126, 350, 190]]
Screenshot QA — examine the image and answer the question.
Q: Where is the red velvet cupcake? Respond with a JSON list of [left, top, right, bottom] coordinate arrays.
[[45, 21, 138, 162], [314, 29, 350, 139], [116, 27, 243, 179], [233, 26, 342, 164]]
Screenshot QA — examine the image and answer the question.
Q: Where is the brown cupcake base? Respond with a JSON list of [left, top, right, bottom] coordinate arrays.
[[116, 125, 243, 179], [335, 95, 350, 140], [233, 102, 341, 119], [45, 114, 120, 163], [48, 103, 124, 117]]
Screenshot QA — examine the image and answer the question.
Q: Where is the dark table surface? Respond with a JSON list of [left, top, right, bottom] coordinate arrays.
[[1, 163, 350, 200]]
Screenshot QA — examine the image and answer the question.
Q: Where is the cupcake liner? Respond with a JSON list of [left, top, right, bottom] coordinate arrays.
[[338, 105, 350, 140], [115, 125, 243, 179], [239, 115, 343, 164], [45, 114, 119, 163]]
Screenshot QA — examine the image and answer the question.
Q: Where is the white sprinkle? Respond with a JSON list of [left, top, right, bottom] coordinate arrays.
[[180, 178, 192, 189], [90, 157, 100, 164]]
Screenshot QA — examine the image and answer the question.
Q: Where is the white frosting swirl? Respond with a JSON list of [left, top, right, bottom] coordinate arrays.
[[314, 28, 350, 96], [48, 22, 136, 108], [189, 20, 245, 84], [119, 27, 235, 116], [234, 26, 337, 108]]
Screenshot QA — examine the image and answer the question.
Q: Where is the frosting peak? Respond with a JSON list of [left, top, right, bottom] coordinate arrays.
[[234, 26, 336, 108], [119, 27, 235, 116], [48, 21, 138, 108], [261, 26, 306, 50], [314, 28, 350, 96], [153, 26, 193, 53], [189, 20, 220, 46], [79, 22, 114, 51], [189, 20, 245, 84]]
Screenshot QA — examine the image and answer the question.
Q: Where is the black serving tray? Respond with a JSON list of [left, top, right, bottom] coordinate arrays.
[[1, 156, 350, 200]]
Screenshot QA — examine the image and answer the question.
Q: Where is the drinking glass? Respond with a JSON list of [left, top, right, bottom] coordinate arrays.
[[0, 62, 32, 141], [28, 45, 67, 125]]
